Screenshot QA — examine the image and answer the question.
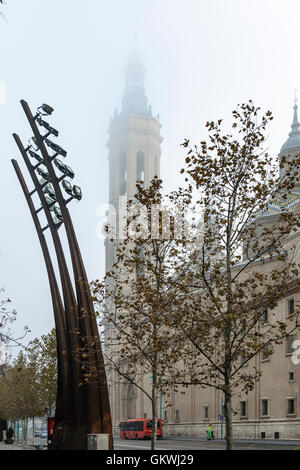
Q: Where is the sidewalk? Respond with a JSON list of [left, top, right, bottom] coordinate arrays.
[[162, 436, 300, 447], [0, 441, 36, 451]]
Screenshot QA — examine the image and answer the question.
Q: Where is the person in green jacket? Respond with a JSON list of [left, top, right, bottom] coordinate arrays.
[[207, 424, 214, 440]]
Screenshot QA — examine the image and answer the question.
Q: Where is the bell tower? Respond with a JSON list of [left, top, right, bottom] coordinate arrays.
[[105, 52, 162, 426], [106, 51, 163, 273]]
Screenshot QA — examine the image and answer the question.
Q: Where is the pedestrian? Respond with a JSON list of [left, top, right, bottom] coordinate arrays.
[[207, 424, 214, 440]]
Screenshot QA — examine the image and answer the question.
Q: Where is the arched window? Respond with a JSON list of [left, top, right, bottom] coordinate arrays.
[[136, 151, 145, 183], [120, 152, 127, 195], [127, 383, 136, 419]]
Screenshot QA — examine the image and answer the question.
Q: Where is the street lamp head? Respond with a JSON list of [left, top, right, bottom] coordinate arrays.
[[73, 185, 82, 201], [45, 138, 67, 158], [37, 104, 54, 116]]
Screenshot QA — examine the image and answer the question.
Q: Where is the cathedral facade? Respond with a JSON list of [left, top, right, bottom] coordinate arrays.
[[105, 53, 300, 439]]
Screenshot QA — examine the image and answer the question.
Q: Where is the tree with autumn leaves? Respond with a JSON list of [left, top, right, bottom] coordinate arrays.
[[167, 102, 300, 449], [93, 102, 300, 450], [92, 177, 187, 450], [0, 329, 57, 439]]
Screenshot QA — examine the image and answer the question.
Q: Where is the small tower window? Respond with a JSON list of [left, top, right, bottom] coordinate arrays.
[[120, 152, 127, 196], [154, 155, 159, 177], [137, 151, 145, 183]]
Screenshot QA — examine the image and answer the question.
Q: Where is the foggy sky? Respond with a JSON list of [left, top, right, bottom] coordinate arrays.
[[0, 0, 300, 343]]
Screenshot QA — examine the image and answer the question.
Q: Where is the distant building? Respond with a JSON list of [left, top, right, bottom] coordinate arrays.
[[105, 54, 300, 439]]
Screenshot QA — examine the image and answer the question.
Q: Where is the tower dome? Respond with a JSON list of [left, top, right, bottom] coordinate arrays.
[[122, 50, 148, 115], [125, 49, 146, 85]]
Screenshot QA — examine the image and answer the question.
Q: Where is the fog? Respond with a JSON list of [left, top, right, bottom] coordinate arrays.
[[0, 0, 299, 343]]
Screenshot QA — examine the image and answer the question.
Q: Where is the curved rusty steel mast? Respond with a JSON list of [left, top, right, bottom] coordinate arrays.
[[12, 100, 113, 450]]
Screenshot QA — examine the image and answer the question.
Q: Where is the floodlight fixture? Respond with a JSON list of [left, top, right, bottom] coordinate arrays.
[[45, 138, 67, 157], [28, 136, 39, 151], [44, 194, 56, 208], [37, 167, 51, 182], [28, 150, 44, 164], [73, 185, 82, 201], [37, 116, 59, 137], [53, 205, 63, 221], [62, 179, 73, 196], [39, 177, 47, 186], [37, 103, 54, 116], [54, 158, 75, 179], [43, 183, 56, 200]]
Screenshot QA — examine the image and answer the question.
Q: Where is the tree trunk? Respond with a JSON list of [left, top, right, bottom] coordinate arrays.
[[25, 418, 28, 444], [224, 229, 234, 451], [151, 369, 158, 451], [32, 417, 35, 447], [224, 385, 233, 450]]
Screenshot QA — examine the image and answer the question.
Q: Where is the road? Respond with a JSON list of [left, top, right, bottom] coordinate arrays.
[[114, 436, 300, 451], [1, 436, 299, 451]]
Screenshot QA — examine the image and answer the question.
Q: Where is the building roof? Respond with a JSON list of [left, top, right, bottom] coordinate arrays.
[[260, 190, 300, 217], [259, 94, 300, 218]]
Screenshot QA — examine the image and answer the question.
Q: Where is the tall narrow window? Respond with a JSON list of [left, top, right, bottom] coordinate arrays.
[[287, 335, 295, 355], [154, 155, 159, 177], [288, 298, 295, 316], [261, 399, 269, 416], [240, 401, 247, 417], [137, 151, 145, 183], [288, 399, 295, 415], [120, 152, 127, 196], [289, 371, 295, 381], [261, 345, 272, 361]]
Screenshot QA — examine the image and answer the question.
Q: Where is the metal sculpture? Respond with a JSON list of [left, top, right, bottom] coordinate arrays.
[[12, 100, 113, 450]]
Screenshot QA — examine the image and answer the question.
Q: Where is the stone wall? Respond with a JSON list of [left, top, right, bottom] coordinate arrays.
[[163, 419, 300, 440]]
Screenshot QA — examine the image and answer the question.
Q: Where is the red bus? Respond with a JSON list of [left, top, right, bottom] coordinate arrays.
[[120, 418, 163, 440]]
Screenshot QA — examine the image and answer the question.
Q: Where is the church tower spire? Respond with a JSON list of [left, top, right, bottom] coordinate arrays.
[[122, 50, 148, 115], [280, 91, 300, 153], [279, 91, 300, 180], [106, 52, 162, 271]]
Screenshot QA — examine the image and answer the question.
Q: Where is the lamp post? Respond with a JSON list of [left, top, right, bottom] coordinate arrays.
[[12, 100, 113, 450]]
